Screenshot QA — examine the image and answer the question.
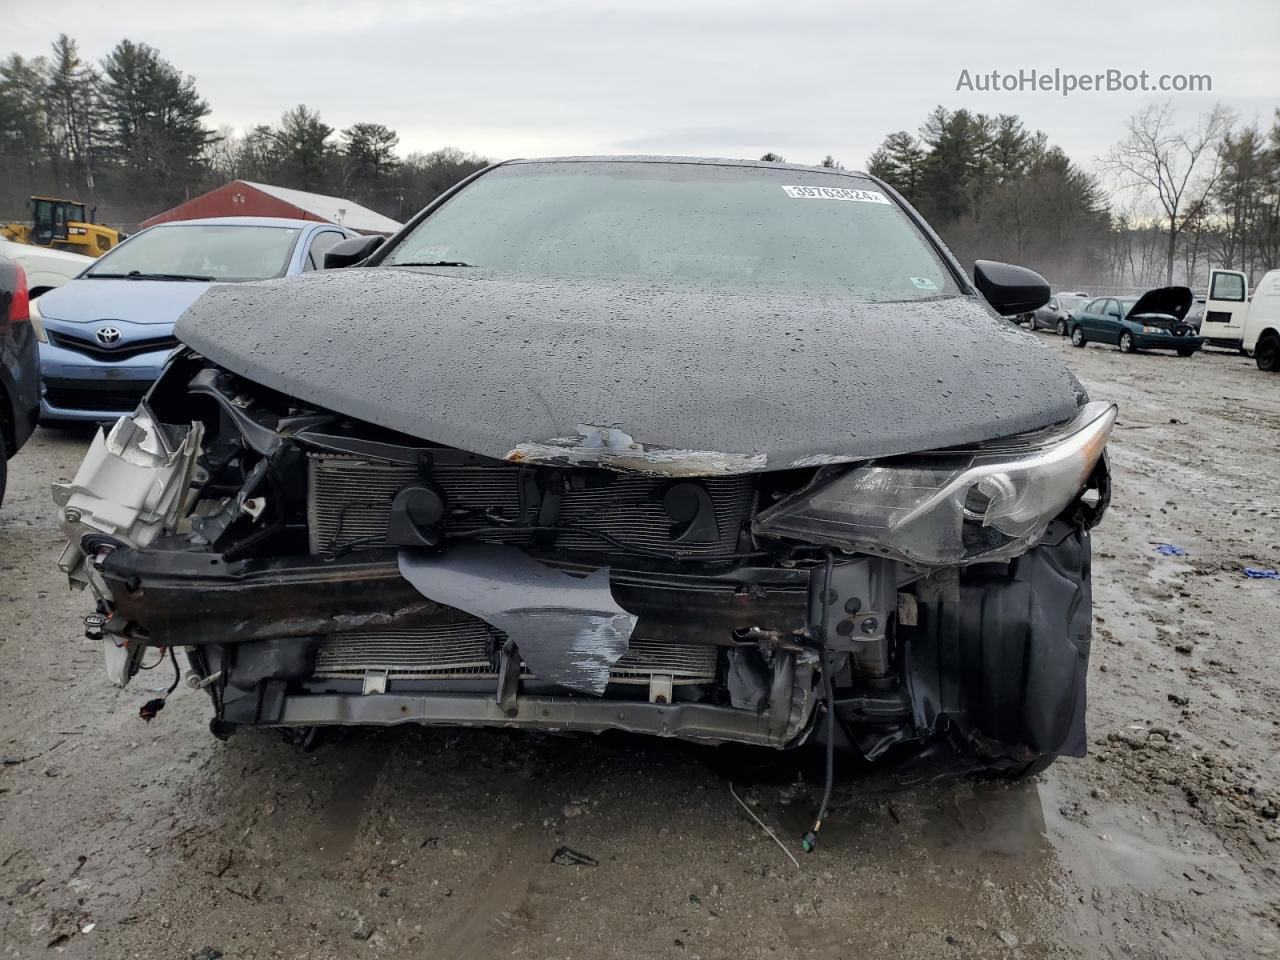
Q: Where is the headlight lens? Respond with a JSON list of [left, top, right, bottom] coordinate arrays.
[[28, 296, 47, 343], [753, 401, 1116, 565], [1141, 325, 1163, 334]]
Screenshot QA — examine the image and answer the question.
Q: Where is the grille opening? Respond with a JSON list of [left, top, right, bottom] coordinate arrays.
[[47, 331, 181, 362], [306, 453, 756, 560], [44, 377, 152, 413]]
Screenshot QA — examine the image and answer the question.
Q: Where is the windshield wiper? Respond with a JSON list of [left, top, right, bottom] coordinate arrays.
[[395, 260, 477, 268], [128, 270, 214, 281], [90, 270, 213, 281]]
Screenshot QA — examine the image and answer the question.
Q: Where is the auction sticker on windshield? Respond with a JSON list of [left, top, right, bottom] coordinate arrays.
[[781, 185, 891, 203]]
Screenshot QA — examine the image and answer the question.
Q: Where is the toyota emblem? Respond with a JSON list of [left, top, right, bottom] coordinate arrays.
[[95, 326, 122, 345]]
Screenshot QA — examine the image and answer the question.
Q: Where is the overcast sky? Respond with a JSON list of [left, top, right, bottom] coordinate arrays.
[[10, 0, 1279, 177]]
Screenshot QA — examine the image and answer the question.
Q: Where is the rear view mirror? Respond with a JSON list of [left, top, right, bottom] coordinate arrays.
[[324, 235, 385, 269], [973, 260, 1050, 316]]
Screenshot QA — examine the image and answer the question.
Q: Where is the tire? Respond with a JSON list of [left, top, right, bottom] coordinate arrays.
[[1177, 348, 1194, 358], [1256, 334, 1280, 372], [1119, 331, 1135, 353], [1070, 326, 1086, 348], [1056, 318, 1068, 336]]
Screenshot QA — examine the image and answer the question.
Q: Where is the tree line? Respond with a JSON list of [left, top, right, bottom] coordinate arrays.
[[858, 104, 1280, 289], [3, 33, 1278, 290], [0, 34, 490, 229]]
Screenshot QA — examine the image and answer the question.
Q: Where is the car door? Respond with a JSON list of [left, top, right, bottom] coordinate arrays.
[[1098, 299, 1125, 343], [1036, 297, 1058, 327], [1203, 269, 1249, 344], [1077, 299, 1106, 337]]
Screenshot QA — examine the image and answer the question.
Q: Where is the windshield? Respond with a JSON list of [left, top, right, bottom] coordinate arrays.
[[385, 161, 959, 300], [88, 224, 301, 282]]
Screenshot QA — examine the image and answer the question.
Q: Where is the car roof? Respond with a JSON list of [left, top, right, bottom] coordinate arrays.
[[147, 216, 342, 230], [504, 155, 872, 178]]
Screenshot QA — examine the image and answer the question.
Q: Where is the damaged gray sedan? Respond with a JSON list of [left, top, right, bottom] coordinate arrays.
[[53, 157, 1114, 842]]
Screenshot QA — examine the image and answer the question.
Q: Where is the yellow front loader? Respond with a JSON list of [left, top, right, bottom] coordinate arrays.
[[1, 197, 125, 257]]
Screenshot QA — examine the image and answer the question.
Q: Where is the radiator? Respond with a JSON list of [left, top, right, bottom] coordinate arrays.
[[313, 620, 719, 686]]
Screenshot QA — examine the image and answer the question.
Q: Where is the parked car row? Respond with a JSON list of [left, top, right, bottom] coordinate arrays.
[[1018, 272, 1280, 370]]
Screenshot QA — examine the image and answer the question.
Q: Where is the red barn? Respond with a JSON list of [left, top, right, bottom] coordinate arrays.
[[140, 180, 402, 236]]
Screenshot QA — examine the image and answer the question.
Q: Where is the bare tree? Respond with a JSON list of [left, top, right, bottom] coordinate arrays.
[[1101, 102, 1233, 285]]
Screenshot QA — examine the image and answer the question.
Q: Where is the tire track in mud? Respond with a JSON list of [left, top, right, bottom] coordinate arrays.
[[429, 820, 548, 960]]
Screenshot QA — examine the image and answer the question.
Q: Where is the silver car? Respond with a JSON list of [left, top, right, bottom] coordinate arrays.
[[1028, 292, 1090, 334]]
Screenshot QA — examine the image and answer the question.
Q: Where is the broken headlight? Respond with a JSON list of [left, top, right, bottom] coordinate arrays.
[[753, 401, 1116, 565]]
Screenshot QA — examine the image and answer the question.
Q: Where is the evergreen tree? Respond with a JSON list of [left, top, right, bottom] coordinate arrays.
[[342, 122, 400, 185], [272, 105, 334, 192], [866, 131, 925, 203], [43, 34, 101, 193], [99, 39, 213, 202], [0, 55, 48, 166]]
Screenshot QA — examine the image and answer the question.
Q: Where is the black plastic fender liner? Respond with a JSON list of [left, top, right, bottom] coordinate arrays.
[[901, 520, 1092, 759]]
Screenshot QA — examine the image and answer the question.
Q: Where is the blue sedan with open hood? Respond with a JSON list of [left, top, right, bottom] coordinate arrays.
[[31, 216, 355, 421]]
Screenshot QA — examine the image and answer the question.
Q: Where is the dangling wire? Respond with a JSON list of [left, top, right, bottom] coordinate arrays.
[[139, 648, 181, 723], [803, 550, 836, 853]]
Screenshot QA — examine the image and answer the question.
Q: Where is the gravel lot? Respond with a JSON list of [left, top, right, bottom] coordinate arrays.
[[2, 333, 1278, 959]]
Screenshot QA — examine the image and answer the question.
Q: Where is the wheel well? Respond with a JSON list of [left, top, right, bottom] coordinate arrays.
[[1260, 328, 1280, 344], [28, 285, 55, 300]]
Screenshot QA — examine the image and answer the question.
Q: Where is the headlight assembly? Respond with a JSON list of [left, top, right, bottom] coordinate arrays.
[[753, 401, 1116, 565], [1141, 325, 1164, 334], [28, 296, 47, 343]]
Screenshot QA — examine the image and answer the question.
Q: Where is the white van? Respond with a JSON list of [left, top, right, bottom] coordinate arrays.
[[1241, 269, 1280, 372], [1200, 268, 1251, 348], [0, 237, 93, 298]]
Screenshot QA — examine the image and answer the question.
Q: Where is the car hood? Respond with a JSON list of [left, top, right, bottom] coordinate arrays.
[[1128, 286, 1193, 322], [175, 268, 1089, 475], [37, 277, 216, 325]]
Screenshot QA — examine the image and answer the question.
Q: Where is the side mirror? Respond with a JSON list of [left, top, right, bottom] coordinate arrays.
[[324, 234, 384, 269], [973, 260, 1050, 316]]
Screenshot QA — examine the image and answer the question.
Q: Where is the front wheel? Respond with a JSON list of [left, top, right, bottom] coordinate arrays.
[[1119, 331, 1135, 353], [1256, 334, 1280, 372], [1070, 326, 1086, 348], [1056, 318, 1068, 336], [1177, 347, 1194, 357]]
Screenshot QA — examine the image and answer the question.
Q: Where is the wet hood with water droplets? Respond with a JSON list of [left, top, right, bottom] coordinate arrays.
[[174, 267, 1088, 474]]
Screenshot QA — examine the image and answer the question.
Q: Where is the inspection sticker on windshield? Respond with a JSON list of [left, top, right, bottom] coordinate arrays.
[[781, 185, 891, 204]]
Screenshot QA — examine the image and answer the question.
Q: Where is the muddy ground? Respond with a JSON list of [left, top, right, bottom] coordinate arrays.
[[1, 333, 1278, 959]]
